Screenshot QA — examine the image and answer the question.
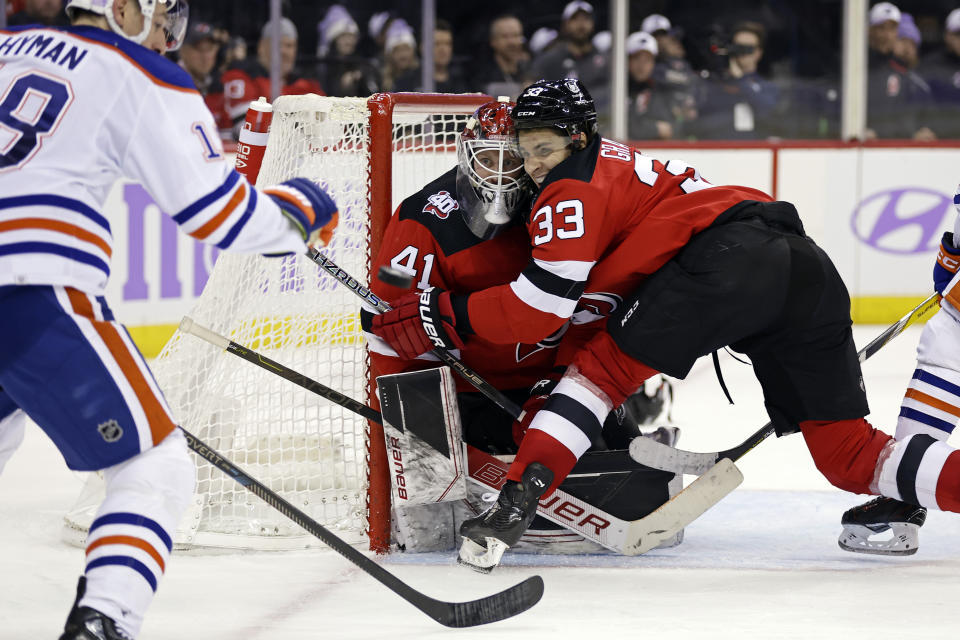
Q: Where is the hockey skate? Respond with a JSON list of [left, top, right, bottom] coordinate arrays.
[[838, 496, 927, 556], [458, 463, 554, 573], [60, 577, 132, 640]]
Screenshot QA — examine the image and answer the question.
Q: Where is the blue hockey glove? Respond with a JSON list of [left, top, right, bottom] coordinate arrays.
[[934, 232, 960, 295], [264, 177, 339, 245]]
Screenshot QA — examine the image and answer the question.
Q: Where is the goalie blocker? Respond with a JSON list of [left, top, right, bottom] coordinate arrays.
[[376, 367, 683, 554]]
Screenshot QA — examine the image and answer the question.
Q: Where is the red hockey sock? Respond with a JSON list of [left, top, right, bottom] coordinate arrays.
[[800, 418, 892, 494], [571, 331, 659, 408], [935, 451, 960, 512], [506, 429, 577, 496]]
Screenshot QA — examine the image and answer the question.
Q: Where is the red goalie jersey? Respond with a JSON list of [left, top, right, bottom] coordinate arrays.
[[462, 137, 774, 355], [362, 168, 558, 392]]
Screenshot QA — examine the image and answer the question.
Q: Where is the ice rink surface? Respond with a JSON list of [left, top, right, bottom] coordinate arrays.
[[4, 324, 960, 639]]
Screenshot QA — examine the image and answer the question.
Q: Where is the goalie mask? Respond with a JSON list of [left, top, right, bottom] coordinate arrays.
[[66, 0, 189, 51], [456, 100, 532, 239]]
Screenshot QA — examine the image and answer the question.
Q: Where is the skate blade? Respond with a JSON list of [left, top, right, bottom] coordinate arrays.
[[457, 537, 508, 574], [838, 523, 920, 556]]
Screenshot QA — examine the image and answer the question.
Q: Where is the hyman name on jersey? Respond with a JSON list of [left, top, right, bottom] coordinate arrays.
[[0, 32, 89, 71]]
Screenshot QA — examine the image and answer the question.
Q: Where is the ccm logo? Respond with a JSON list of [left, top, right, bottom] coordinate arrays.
[[939, 247, 960, 272], [389, 436, 408, 500], [539, 495, 611, 535]]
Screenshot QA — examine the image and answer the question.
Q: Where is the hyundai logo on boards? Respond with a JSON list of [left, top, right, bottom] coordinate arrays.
[[851, 187, 951, 255]]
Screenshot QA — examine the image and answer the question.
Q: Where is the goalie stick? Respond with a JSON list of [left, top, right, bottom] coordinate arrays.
[[179, 317, 739, 554], [628, 293, 943, 475]]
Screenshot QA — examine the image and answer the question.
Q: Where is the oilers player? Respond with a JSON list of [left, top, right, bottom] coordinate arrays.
[[369, 78, 960, 572], [838, 185, 960, 555], [0, 1, 338, 637]]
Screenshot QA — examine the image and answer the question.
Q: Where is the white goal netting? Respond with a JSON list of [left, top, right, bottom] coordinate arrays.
[[62, 93, 484, 551]]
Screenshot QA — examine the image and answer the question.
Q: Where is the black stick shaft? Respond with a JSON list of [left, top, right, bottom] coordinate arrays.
[[180, 428, 542, 626], [306, 248, 525, 421]]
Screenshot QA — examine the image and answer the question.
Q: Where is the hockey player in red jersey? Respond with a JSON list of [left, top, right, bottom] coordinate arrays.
[[370, 78, 960, 571], [363, 99, 678, 553]]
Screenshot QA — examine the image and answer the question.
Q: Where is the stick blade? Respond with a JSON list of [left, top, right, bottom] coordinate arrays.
[[426, 575, 545, 628], [629, 436, 716, 475], [624, 458, 743, 555]]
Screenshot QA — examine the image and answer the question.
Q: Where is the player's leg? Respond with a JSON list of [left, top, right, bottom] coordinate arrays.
[[834, 300, 960, 552], [0, 286, 194, 639]]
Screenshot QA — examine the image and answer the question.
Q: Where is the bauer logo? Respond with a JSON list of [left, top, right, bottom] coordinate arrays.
[[851, 187, 951, 255], [423, 191, 459, 220]]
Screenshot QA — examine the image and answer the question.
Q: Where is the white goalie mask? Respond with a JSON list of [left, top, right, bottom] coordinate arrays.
[[455, 100, 532, 239], [66, 0, 189, 51]]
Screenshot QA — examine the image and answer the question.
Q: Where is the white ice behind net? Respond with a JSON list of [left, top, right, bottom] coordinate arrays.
[[61, 95, 472, 551]]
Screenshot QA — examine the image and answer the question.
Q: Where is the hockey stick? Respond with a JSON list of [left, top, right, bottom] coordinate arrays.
[[304, 248, 527, 422], [179, 317, 716, 554], [629, 293, 943, 475], [181, 427, 542, 626]]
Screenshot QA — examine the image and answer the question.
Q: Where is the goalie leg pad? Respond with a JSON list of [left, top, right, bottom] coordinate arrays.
[[377, 367, 467, 506]]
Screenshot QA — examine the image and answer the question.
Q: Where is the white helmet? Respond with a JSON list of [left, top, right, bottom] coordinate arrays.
[[455, 99, 532, 239], [65, 0, 189, 51]]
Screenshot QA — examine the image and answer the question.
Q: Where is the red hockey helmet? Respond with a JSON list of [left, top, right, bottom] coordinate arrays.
[[456, 99, 532, 239]]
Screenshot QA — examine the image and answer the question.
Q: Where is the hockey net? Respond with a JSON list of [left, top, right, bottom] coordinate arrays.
[[62, 93, 491, 552]]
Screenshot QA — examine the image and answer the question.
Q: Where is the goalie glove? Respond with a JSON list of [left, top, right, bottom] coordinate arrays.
[[933, 231, 960, 295], [264, 177, 339, 247], [370, 287, 465, 360]]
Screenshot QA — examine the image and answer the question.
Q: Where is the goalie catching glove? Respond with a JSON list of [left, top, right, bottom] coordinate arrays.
[[370, 287, 466, 360], [264, 177, 340, 247]]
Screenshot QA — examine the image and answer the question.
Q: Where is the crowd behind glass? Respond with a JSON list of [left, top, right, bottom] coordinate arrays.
[[7, 0, 960, 143]]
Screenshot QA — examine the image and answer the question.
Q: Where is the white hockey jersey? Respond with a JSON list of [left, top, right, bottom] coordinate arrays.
[[0, 25, 304, 295]]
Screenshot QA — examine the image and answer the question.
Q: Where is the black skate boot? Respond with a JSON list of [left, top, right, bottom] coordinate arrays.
[[838, 496, 927, 556], [60, 576, 132, 640], [458, 462, 554, 573]]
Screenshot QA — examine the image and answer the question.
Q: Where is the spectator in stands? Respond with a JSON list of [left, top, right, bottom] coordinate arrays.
[[640, 14, 699, 136], [220, 17, 325, 140], [178, 22, 230, 141], [592, 30, 611, 54], [696, 21, 779, 140], [626, 32, 676, 140], [473, 14, 531, 100], [317, 5, 379, 97], [530, 2, 609, 113], [379, 21, 418, 92], [395, 19, 468, 93], [529, 27, 558, 57], [7, 0, 68, 26], [866, 3, 935, 140], [922, 8, 960, 138], [895, 12, 921, 69], [223, 36, 247, 70]]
